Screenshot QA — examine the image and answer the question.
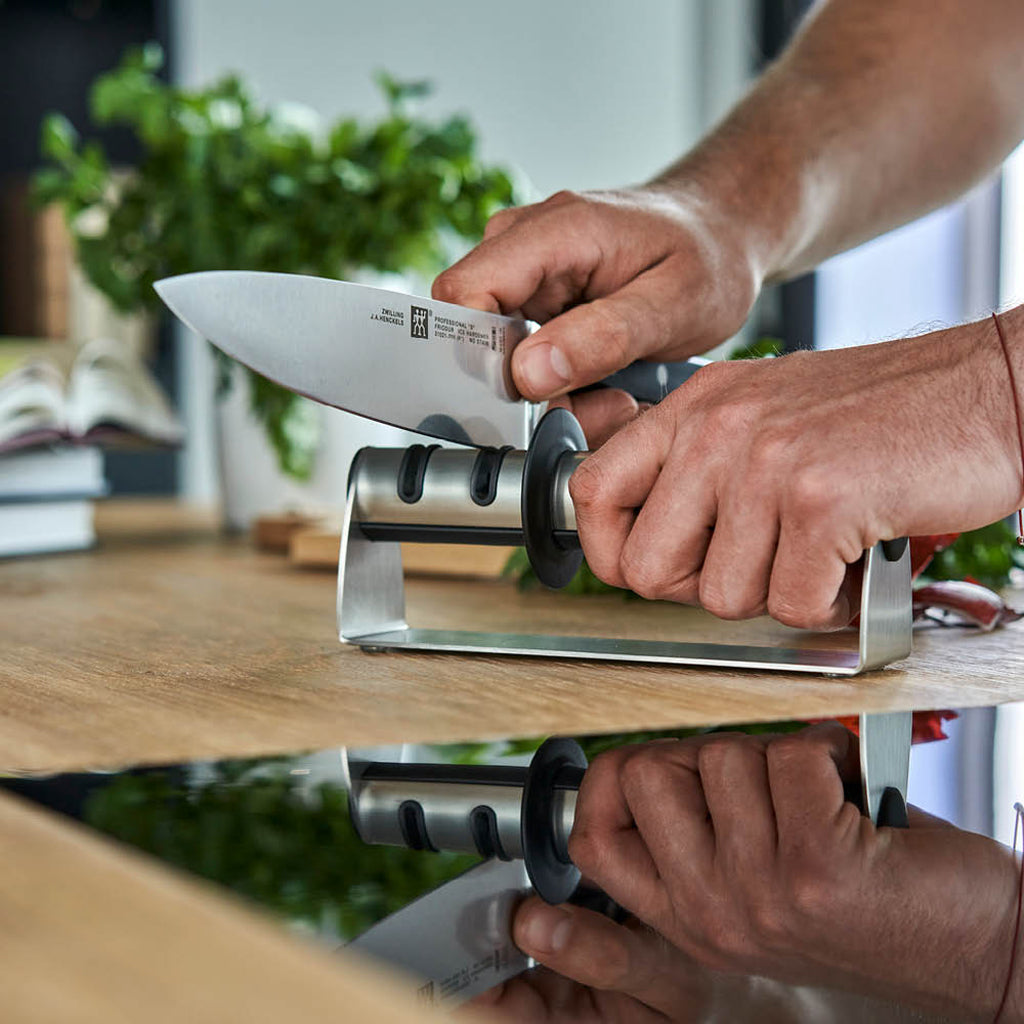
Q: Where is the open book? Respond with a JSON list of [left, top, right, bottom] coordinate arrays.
[[0, 338, 183, 454]]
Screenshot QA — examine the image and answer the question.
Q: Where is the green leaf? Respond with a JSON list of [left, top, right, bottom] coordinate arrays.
[[32, 46, 517, 479], [729, 336, 785, 360], [40, 113, 77, 162]]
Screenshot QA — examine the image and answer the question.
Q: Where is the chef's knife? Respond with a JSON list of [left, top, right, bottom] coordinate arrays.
[[348, 856, 533, 1009], [154, 270, 707, 449]]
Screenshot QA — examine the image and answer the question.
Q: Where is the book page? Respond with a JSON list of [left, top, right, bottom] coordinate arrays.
[[65, 338, 183, 447]]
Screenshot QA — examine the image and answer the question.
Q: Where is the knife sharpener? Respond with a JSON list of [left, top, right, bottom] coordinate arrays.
[[348, 726, 909, 905], [338, 408, 912, 675], [349, 738, 586, 904]]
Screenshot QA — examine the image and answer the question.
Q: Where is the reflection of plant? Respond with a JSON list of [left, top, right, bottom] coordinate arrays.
[[84, 761, 474, 938], [34, 44, 515, 479]]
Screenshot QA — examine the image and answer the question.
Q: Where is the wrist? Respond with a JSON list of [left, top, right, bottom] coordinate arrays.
[[646, 69, 827, 287], [991, 304, 1024, 512], [874, 834, 1022, 1021]]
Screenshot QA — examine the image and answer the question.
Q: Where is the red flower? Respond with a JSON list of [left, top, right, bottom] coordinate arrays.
[[821, 710, 958, 744]]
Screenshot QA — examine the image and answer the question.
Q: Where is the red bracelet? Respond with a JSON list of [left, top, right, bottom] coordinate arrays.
[[991, 312, 1024, 544], [994, 802, 1024, 1022]]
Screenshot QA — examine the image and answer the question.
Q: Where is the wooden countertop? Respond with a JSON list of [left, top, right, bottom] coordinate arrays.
[[0, 788, 471, 1024], [3, 500, 1023, 774]]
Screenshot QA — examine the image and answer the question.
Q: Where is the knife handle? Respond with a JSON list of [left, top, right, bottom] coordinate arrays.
[[593, 356, 710, 404], [842, 779, 909, 828], [350, 408, 587, 588]]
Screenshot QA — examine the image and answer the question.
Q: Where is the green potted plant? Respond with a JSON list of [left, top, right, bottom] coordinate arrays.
[[35, 43, 515, 526]]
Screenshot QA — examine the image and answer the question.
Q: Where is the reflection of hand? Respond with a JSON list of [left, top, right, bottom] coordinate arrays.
[[468, 898, 715, 1022], [432, 187, 762, 440], [570, 316, 1024, 627], [558, 724, 1022, 1020]]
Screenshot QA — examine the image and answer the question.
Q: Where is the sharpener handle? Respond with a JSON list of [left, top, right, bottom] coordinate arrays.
[[349, 739, 588, 905], [349, 408, 588, 588]]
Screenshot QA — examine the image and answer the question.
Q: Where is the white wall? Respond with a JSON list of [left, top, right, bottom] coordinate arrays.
[[174, 0, 705, 198], [171, 0, 748, 501]]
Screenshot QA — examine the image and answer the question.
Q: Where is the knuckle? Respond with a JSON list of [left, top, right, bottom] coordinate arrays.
[[767, 592, 835, 631], [484, 206, 517, 234], [765, 734, 807, 770], [567, 459, 608, 512], [544, 188, 583, 208], [566, 826, 601, 876], [703, 397, 755, 440], [787, 872, 835, 923], [685, 355, 732, 396], [698, 574, 761, 620], [746, 433, 793, 481], [699, 911, 750, 963], [618, 746, 674, 796], [619, 548, 670, 601], [749, 895, 788, 943], [787, 467, 841, 522], [696, 734, 741, 776]]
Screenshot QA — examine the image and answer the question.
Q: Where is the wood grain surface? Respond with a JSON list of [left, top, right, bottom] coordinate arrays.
[[0, 788, 475, 1024], [2, 500, 1023, 774]]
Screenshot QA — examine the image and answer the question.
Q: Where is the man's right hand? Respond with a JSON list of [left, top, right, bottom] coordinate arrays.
[[432, 187, 764, 433]]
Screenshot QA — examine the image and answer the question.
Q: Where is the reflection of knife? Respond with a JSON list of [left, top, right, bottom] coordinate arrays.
[[154, 270, 707, 449], [348, 857, 533, 1009]]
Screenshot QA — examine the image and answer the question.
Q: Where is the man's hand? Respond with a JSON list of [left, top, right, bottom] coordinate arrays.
[[570, 312, 1024, 627], [469, 900, 726, 1023], [432, 187, 763, 439], [554, 724, 1023, 1020]]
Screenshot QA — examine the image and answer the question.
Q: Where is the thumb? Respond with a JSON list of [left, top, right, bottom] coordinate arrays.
[[510, 264, 696, 401], [513, 896, 709, 1018]]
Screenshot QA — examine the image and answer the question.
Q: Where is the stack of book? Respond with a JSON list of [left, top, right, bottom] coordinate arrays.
[[0, 338, 183, 557]]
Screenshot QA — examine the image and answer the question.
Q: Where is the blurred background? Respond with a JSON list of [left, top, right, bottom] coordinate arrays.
[[1, 0, 1023, 897]]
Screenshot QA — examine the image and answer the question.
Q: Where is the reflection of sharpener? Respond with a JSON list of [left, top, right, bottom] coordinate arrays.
[[337, 408, 913, 675], [347, 726, 912, 908], [349, 739, 587, 905]]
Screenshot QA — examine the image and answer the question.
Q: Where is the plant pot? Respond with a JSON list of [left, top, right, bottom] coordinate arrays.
[[216, 362, 421, 532]]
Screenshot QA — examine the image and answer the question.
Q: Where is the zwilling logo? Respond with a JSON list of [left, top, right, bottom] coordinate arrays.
[[410, 305, 429, 339]]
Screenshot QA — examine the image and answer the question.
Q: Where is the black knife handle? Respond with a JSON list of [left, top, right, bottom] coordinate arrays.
[[842, 780, 909, 829], [594, 357, 710, 404]]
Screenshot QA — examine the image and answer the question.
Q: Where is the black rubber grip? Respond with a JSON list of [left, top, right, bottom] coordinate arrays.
[[471, 446, 514, 507], [397, 800, 437, 851], [397, 444, 440, 504], [470, 805, 512, 861]]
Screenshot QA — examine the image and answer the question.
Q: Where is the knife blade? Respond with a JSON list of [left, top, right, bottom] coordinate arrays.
[[347, 856, 532, 1008], [155, 270, 536, 448], [154, 270, 710, 449]]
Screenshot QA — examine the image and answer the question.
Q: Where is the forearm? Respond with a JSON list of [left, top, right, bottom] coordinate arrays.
[[651, 0, 1024, 284]]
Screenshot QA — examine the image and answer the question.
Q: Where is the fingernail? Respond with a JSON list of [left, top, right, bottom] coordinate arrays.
[[516, 343, 572, 397], [519, 905, 573, 955]]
